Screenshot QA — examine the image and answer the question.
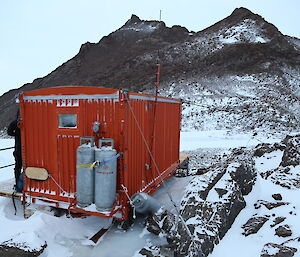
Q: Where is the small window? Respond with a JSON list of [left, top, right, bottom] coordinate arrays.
[[58, 114, 77, 128]]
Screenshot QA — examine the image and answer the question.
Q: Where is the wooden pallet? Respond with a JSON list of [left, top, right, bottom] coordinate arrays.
[[179, 153, 189, 163]]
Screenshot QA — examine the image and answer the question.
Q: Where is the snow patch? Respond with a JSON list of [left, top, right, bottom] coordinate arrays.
[[121, 22, 159, 33], [219, 19, 269, 44], [1, 231, 45, 252]]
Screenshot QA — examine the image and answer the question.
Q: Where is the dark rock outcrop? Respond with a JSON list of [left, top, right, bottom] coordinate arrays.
[[261, 243, 297, 257], [260, 166, 300, 190], [0, 246, 46, 257], [242, 216, 269, 236], [227, 160, 256, 195], [225, 148, 257, 195], [259, 136, 300, 189], [144, 209, 176, 236], [275, 225, 293, 237], [270, 217, 286, 228], [175, 148, 257, 256], [180, 166, 226, 204], [141, 134, 300, 256], [141, 209, 193, 257], [139, 245, 162, 257], [178, 159, 256, 255], [254, 143, 285, 157], [139, 244, 175, 257], [272, 193, 283, 201], [254, 200, 289, 210], [140, 146, 257, 257], [0, 239, 46, 257], [281, 135, 300, 167]]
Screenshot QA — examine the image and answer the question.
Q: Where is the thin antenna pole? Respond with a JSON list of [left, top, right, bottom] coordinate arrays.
[[155, 63, 160, 97], [156, 9, 162, 97]]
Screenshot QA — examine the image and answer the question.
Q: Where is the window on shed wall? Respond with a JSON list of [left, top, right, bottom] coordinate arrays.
[[58, 114, 77, 128]]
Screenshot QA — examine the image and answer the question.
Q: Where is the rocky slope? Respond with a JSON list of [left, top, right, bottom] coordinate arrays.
[[136, 134, 300, 257], [0, 7, 299, 133]]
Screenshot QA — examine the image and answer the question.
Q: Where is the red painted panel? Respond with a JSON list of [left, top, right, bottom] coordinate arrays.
[[20, 87, 181, 220]]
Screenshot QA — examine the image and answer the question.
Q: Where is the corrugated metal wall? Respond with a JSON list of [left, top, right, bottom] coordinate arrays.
[[21, 99, 57, 196], [20, 87, 181, 218], [124, 95, 180, 195]]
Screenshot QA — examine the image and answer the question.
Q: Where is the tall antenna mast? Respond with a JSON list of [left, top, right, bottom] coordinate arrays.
[[150, 9, 162, 172], [155, 61, 160, 97], [155, 10, 162, 97]]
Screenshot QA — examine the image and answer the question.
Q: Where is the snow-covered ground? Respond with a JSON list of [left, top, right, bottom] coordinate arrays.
[[0, 139, 15, 181], [180, 130, 279, 151], [0, 131, 292, 256]]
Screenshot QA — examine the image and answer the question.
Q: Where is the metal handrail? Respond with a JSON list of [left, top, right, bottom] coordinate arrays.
[[0, 164, 14, 169], [0, 146, 15, 169], [0, 147, 14, 151]]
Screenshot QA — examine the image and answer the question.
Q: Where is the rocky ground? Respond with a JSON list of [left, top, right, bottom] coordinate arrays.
[[0, 234, 46, 257], [136, 134, 300, 257]]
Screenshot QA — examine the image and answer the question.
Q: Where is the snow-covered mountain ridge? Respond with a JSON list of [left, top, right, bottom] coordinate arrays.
[[0, 7, 299, 135], [152, 8, 300, 134]]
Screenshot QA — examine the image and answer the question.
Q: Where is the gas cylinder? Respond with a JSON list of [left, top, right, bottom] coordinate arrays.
[[76, 137, 95, 207], [94, 139, 117, 211], [131, 193, 162, 214]]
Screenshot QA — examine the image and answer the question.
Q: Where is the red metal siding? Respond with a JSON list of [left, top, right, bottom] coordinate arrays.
[[122, 92, 180, 197], [20, 86, 181, 220]]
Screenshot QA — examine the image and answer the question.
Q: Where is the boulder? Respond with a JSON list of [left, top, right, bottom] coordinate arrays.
[[139, 244, 177, 257], [0, 233, 46, 257], [253, 143, 285, 157], [242, 216, 270, 236], [145, 171, 247, 257], [214, 188, 228, 198], [270, 217, 286, 228], [272, 194, 283, 201], [147, 208, 195, 254], [254, 200, 289, 210], [261, 243, 297, 257], [0, 246, 45, 257], [139, 245, 161, 257], [275, 225, 293, 237]]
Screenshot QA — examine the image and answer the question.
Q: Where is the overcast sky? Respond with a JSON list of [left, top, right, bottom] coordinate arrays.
[[0, 0, 299, 96]]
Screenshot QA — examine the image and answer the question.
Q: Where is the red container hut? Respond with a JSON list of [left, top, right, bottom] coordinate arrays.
[[19, 86, 181, 220]]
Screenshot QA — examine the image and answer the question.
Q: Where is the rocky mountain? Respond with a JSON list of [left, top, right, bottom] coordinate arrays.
[[0, 7, 299, 133]]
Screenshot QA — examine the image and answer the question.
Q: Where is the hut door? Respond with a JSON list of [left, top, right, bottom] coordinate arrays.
[[56, 103, 81, 195]]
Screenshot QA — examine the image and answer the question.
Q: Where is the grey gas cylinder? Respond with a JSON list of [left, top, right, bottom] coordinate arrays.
[[76, 137, 95, 208], [94, 139, 118, 211], [131, 193, 162, 214]]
